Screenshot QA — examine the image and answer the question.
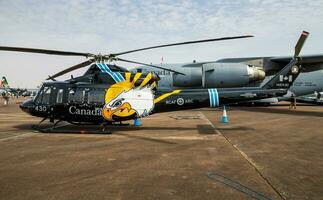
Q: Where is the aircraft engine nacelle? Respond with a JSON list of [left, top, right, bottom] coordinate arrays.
[[172, 63, 265, 88], [172, 67, 203, 87], [202, 63, 265, 87]]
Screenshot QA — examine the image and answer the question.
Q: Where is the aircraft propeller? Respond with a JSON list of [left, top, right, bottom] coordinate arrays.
[[294, 31, 309, 58]]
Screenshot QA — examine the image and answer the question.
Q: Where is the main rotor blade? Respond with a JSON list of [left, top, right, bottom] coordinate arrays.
[[46, 59, 94, 80], [113, 35, 254, 56], [116, 58, 185, 75], [294, 31, 309, 58], [0, 46, 90, 57]]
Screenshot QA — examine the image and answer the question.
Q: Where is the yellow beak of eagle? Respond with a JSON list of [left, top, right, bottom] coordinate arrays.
[[102, 102, 137, 121]]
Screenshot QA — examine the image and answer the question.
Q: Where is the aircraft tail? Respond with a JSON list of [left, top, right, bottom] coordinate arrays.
[[262, 31, 309, 90], [0, 76, 9, 88]]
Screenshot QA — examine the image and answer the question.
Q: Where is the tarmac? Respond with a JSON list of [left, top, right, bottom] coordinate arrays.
[[0, 97, 323, 200]]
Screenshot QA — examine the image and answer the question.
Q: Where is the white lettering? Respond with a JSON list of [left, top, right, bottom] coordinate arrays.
[[69, 106, 102, 116]]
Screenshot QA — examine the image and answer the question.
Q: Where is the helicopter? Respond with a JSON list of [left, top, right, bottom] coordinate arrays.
[[0, 31, 310, 130]]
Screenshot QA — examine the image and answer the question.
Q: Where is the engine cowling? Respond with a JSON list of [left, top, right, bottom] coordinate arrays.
[[202, 63, 265, 88], [172, 67, 202, 87], [172, 62, 265, 88]]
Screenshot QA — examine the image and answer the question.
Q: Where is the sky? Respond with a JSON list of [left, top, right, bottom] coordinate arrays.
[[0, 0, 323, 88]]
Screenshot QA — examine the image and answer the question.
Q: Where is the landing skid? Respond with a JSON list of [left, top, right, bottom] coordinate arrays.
[[100, 121, 130, 132], [32, 118, 131, 134], [32, 118, 66, 133]]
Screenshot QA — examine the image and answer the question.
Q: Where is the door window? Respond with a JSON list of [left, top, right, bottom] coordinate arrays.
[[88, 89, 105, 104], [56, 89, 64, 103], [68, 88, 85, 103]]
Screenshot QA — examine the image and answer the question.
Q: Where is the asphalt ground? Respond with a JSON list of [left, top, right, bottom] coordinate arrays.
[[0, 98, 322, 199]]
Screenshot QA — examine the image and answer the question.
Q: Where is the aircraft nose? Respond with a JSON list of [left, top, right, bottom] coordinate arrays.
[[20, 99, 34, 113]]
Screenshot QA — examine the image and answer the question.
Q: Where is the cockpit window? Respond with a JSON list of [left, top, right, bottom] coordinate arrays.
[[42, 87, 51, 104], [34, 86, 51, 104], [34, 87, 44, 103]]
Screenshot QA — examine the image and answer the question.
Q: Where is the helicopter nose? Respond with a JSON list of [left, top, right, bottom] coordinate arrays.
[[20, 99, 34, 113]]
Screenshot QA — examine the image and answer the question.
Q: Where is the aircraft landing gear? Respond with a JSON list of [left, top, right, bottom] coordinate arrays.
[[99, 121, 130, 134], [32, 118, 65, 132], [100, 123, 112, 134], [32, 118, 131, 134]]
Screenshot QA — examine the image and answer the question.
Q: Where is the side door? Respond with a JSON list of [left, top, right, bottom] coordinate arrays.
[[51, 87, 68, 119]]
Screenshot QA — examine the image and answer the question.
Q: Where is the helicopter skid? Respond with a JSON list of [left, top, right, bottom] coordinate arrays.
[[32, 118, 67, 133], [32, 123, 113, 134], [31, 118, 130, 134]]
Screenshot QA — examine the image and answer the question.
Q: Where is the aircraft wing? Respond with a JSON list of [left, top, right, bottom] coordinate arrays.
[[0, 87, 25, 94], [270, 54, 323, 64], [217, 54, 323, 64], [216, 54, 323, 74]]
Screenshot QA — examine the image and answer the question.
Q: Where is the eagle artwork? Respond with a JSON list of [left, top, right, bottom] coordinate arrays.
[[102, 72, 180, 121]]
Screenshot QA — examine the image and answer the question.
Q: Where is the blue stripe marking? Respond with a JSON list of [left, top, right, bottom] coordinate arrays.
[[98, 63, 118, 82], [115, 71, 125, 81], [208, 89, 214, 107], [210, 89, 214, 107], [96, 63, 125, 82], [211, 89, 216, 107], [103, 64, 125, 82], [212, 89, 216, 107], [104, 64, 125, 82], [96, 64, 110, 78], [102, 63, 121, 82], [214, 89, 219, 107], [208, 88, 219, 107]]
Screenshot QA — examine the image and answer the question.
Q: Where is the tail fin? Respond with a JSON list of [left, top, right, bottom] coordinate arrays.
[[262, 31, 309, 89], [1, 76, 9, 87]]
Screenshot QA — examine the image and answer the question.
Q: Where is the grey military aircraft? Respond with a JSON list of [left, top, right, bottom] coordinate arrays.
[[131, 34, 323, 104]]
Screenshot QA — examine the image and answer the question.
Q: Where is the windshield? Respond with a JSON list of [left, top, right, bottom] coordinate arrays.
[[34, 86, 44, 103], [34, 85, 52, 104]]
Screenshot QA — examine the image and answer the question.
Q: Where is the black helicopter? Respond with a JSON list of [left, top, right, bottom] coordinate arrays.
[[0, 31, 309, 129]]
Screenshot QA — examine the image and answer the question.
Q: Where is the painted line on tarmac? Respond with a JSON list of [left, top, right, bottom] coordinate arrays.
[[0, 112, 28, 115], [199, 112, 215, 129], [207, 172, 272, 200], [0, 132, 38, 141], [152, 136, 210, 140], [200, 112, 286, 200], [0, 120, 38, 123]]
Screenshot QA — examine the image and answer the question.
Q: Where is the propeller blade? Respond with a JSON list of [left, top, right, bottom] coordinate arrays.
[[0, 46, 90, 57], [113, 35, 254, 56], [46, 59, 95, 80], [294, 31, 309, 58], [115, 58, 185, 75]]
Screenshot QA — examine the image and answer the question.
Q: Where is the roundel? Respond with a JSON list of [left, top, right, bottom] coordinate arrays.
[[176, 98, 184, 106]]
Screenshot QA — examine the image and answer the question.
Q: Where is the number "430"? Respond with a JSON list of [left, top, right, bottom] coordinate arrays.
[[35, 106, 47, 112]]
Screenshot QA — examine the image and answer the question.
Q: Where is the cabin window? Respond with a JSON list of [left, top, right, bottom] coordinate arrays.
[[88, 89, 105, 104], [68, 89, 75, 102], [56, 89, 64, 103], [68, 88, 85, 103]]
